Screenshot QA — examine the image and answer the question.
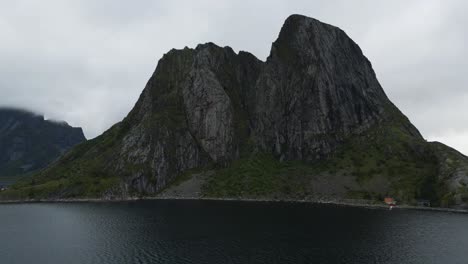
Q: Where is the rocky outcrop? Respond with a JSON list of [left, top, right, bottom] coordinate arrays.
[[430, 142, 468, 207], [110, 44, 264, 194], [0, 108, 85, 184], [4, 14, 467, 208], [253, 16, 397, 161]]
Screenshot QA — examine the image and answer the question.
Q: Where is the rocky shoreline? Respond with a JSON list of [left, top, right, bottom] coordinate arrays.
[[1, 196, 467, 214]]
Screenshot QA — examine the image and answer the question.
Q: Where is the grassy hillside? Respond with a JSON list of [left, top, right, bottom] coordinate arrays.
[[0, 122, 128, 200], [0, 110, 457, 207], [199, 117, 443, 205]]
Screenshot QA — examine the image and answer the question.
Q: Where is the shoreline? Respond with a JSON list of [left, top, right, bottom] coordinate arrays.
[[0, 196, 467, 214]]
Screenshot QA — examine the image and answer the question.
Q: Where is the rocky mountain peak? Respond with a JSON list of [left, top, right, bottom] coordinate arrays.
[[253, 15, 404, 162], [6, 14, 467, 208], [270, 15, 338, 61]]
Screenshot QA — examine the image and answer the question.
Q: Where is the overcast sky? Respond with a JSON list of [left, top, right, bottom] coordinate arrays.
[[1, 0, 467, 154]]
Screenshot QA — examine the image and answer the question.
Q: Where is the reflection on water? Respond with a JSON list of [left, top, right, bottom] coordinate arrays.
[[0, 200, 467, 264]]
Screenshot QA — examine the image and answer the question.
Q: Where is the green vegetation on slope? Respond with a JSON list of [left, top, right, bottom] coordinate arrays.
[[429, 142, 468, 207], [201, 110, 445, 205], [0, 49, 197, 201], [0, 122, 128, 200], [202, 153, 314, 199], [321, 123, 440, 203], [1, 111, 450, 207]]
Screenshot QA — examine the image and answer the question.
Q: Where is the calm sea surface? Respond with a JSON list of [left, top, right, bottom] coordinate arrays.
[[0, 200, 467, 264]]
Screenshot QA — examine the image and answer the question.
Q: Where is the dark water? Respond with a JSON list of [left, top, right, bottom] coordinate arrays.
[[1, 201, 467, 264]]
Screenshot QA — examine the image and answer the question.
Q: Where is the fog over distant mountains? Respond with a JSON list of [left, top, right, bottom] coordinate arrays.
[[0, 108, 85, 185]]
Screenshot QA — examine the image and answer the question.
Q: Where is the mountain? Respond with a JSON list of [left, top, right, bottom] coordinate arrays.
[[0, 108, 85, 185], [2, 15, 467, 208]]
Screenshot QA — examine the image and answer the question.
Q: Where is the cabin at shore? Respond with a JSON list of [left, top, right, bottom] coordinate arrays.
[[384, 197, 396, 205]]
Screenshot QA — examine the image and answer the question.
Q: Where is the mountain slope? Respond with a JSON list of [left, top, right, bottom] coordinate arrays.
[[0, 108, 85, 186], [2, 15, 467, 208]]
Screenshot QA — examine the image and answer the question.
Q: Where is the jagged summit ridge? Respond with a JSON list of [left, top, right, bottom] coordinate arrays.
[[255, 15, 396, 161], [137, 14, 402, 163], [7, 14, 413, 192]]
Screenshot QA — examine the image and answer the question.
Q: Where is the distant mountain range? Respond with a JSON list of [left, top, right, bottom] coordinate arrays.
[[0, 108, 85, 185], [2, 15, 467, 208]]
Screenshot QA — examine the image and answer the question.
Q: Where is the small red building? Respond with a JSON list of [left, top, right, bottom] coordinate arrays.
[[384, 197, 396, 205]]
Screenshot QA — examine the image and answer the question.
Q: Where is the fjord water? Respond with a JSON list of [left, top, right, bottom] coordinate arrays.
[[1, 201, 467, 264]]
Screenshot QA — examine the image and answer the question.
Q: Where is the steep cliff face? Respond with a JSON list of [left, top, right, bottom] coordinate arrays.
[[252, 16, 415, 161], [3, 15, 467, 207], [114, 45, 263, 194], [0, 108, 85, 185]]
